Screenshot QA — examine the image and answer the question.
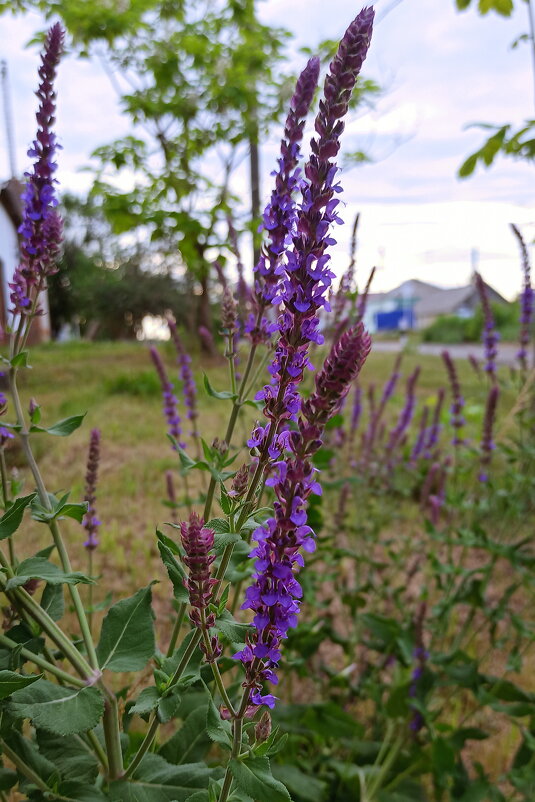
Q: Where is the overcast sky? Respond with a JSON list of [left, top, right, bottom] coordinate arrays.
[[1, 0, 534, 299]]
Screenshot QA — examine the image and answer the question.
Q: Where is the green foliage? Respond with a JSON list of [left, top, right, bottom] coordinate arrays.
[[96, 585, 156, 672], [8, 679, 104, 735], [0, 670, 42, 698], [111, 754, 215, 801], [422, 300, 519, 343], [455, 0, 514, 14]]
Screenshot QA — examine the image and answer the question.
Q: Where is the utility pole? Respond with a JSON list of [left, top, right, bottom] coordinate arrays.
[[1, 60, 17, 177]]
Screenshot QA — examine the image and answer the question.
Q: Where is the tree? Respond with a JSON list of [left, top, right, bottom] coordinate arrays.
[[48, 193, 188, 339], [454, 0, 535, 177]]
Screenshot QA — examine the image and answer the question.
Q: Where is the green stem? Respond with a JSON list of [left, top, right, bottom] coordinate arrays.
[[124, 631, 201, 778], [88, 547, 93, 636], [200, 609, 236, 716], [218, 685, 252, 802], [0, 738, 51, 792], [166, 602, 186, 657], [8, 366, 99, 670], [83, 731, 109, 772], [0, 632, 86, 687], [100, 683, 124, 779], [0, 449, 14, 566]]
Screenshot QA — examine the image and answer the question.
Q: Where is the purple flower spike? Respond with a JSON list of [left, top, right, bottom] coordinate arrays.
[[180, 513, 222, 661], [149, 345, 184, 449], [441, 351, 465, 447], [511, 224, 533, 372], [83, 429, 101, 551], [475, 273, 499, 381], [168, 319, 199, 439], [356, 265, 377, 322], [424, 388, 445, 458], [478, 385, 499, 483], [10, 23, 64, 316], [237, 325, 371, 706]]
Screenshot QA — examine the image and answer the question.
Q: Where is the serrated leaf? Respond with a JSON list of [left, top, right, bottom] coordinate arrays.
[[36, 729, 100, 784], [229, 756, 290, 802], [0, 493, 36, 540], [131, 686, 160, 717], [206, 693, 232, 749], [157, 536, 189, 604], [41, 582, 65, 621], [215, 610, 252, 644], [6, 557, 94, 590], [8, 679, 104, 735], [159, 706, 211, 765], [96, 585, 155, 672], [31, 413, 86, 437], [0, 670, 42, 698], [206, 518, 230, 534], [213, 532, 241, 554], [111, 754, 213, 801], [203, 374, 236, 401], [158, 687, 182, 723]]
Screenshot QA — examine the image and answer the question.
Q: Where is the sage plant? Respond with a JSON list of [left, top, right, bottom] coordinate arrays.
[[0, 10, 379, 802]]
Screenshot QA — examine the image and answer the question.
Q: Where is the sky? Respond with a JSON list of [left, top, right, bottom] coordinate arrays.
[[0, 0, 534, 300]]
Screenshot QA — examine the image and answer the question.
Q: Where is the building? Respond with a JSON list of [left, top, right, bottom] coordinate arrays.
[[0, 178, 51, 344], [362, 278, 507, 334]]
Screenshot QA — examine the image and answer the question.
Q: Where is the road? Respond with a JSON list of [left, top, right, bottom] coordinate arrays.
[[371, 340, 523, 367]]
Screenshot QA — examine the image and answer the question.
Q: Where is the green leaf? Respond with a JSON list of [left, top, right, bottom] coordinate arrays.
[[31, 413, 86, 437], [10, 350, 29, 368], [96, 585, 156, 672], [131, 687, 160, 718], [36, 729, 100, 784], [111, 754, 213, 801], [157, 534, 189, 604], [8, 679, 104, 735], [159, 706, 211, 765], [214, 610, 252, 645], [206, 693, 232, 749], [6, 557, 94, 590], [0, 493, 36, 540], [206, 518, 230, 534], [0, 767, 17, 791], [229, 756, 290, 802], [158, 687, 182, 724], [203, 374, 236, 401], [0, 670, 42, 699], [272, 765, 325, 802], [41, 582, 65, 621]]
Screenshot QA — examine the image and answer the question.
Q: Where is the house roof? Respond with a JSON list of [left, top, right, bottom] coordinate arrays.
[[0, 178, 24, 229], [364, 278, 507, 320]]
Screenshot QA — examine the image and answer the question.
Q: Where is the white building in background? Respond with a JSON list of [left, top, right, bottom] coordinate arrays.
[[0, 178, 51, 344]]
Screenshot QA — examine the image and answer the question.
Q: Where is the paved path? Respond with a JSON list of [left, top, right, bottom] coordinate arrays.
[[372, 340, 522, 366]]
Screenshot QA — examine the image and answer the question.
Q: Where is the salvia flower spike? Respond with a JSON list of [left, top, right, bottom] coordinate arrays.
[[236, 324, 371, 708], [83, 428, 101, 551], [149, 345, 184, 450], [441, 351, 465, 446], [168, 319, 199, 439], [479, 385, 499, 483], [511, 224, 533, 372], [475, 272, 499, 381], [10, 23, 64, 317]]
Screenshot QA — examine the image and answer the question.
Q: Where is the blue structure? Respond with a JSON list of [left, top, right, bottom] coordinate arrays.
[[375, 308, 415, 332]]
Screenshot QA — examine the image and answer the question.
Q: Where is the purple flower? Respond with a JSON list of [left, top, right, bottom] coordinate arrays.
[[410, 406, 429, 465], [10, 23, 64, 316], [362, 354, 402, 461], [168, 319, 199, 438], [180, 513, 222, 661], [237, 325, 371, 705], [384, 367, 420, 466], [475, 272, 499, 381], [441, 351, 465, 446], [424, 388, 445, 458], [511, 224, 533, 371], [83, 429, 101, 551], [478, 385, 499, 483], [149, 345, 184, 449]]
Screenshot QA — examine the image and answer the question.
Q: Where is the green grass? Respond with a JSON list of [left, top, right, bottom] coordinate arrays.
[[2, 339, 508, 629]]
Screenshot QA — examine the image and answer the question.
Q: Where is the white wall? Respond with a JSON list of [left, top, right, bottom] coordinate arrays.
[[0, 203, 51, 338]]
